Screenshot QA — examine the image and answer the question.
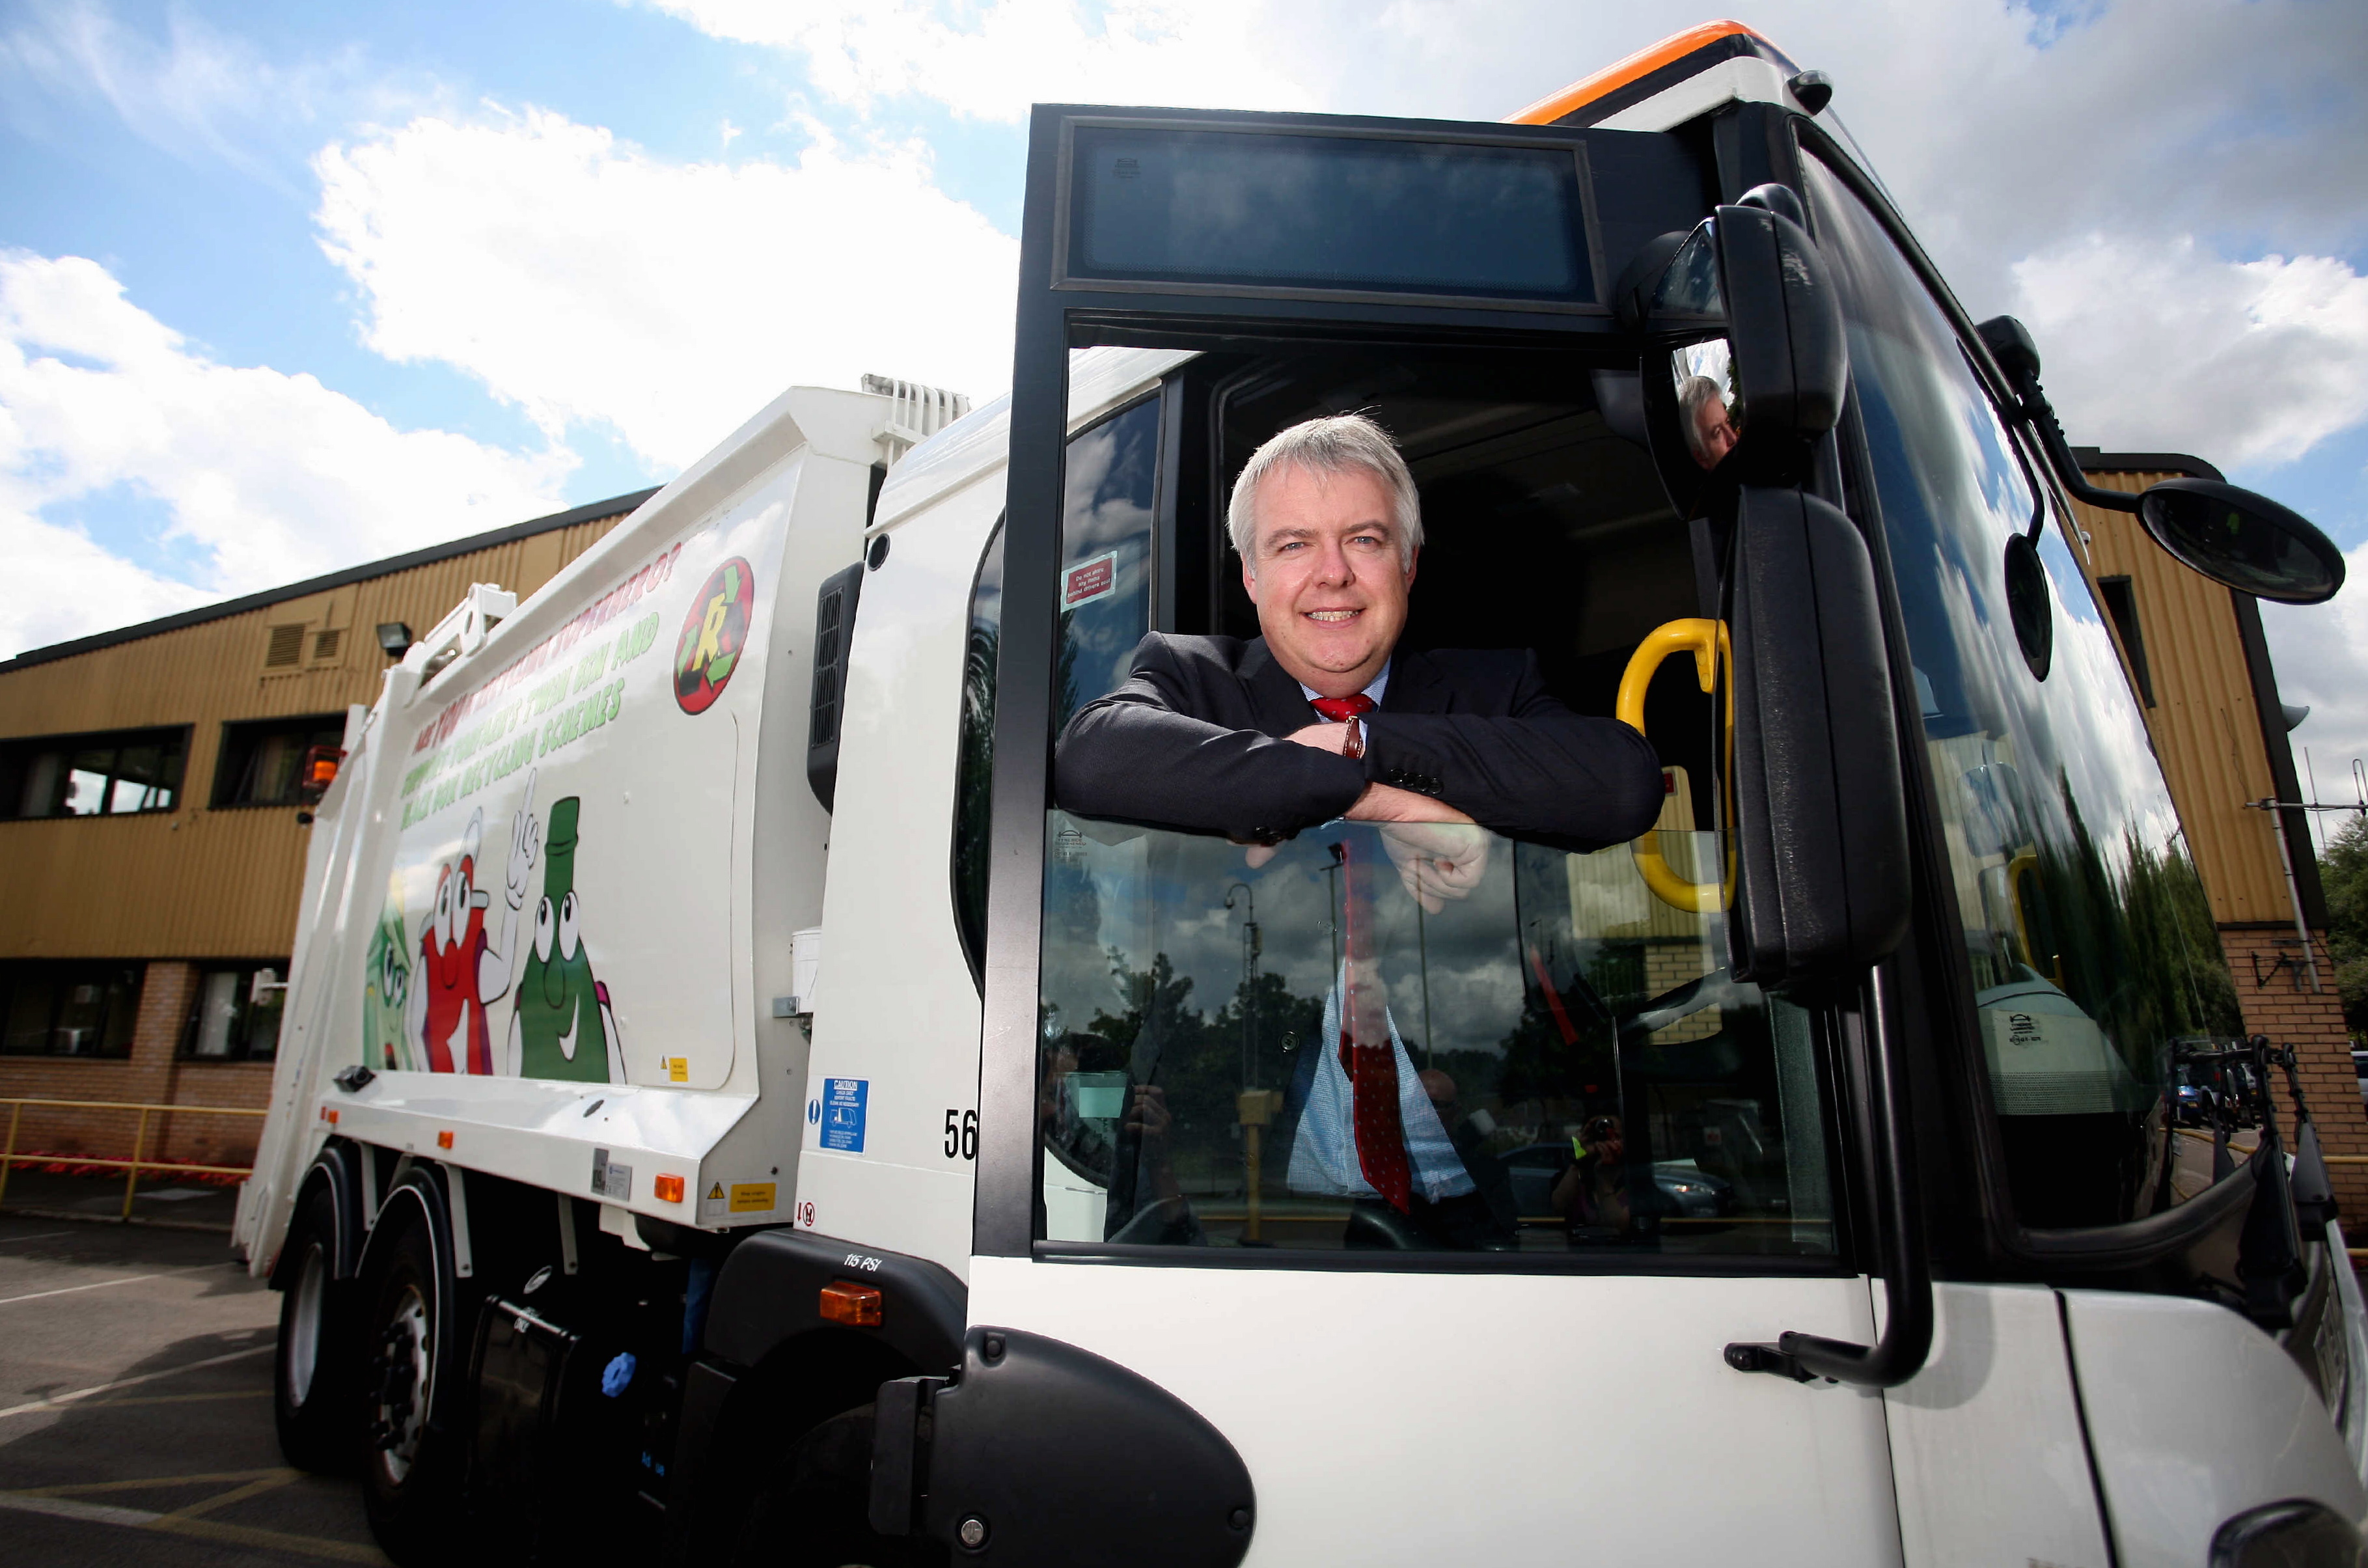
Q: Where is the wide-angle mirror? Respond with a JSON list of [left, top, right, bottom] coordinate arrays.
[[2136, 477, 2345, 606]]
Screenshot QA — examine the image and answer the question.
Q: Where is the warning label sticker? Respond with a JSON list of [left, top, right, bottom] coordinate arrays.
[[1062, 551, 1116, 610], [820, 1078, 868, 1153], [700, 1179, 777, 1220]]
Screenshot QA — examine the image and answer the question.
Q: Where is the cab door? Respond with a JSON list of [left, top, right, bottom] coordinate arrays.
[[953, 103, 1905, 1566]]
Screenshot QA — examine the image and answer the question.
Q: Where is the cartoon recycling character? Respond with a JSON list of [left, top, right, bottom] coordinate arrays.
[[363, 875, 414, 1071], [406, 778, 542, 1074], [505, 794, 626, 1083]]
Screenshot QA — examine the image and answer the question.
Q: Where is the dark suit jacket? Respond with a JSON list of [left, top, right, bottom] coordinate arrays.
[[1054, 633, 1664, 850]]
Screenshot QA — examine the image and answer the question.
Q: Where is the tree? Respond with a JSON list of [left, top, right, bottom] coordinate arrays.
[[2322, 812, 2368, 1039]]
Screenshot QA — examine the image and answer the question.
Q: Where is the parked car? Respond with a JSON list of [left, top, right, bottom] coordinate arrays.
[[1499, 1142, 1735, 1221]]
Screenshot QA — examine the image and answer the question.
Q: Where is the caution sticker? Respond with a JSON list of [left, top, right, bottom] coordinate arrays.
[[667, 1056, 689, 1083], [728, 1183, 777, 1214], [700, 1181, 728, 1220]]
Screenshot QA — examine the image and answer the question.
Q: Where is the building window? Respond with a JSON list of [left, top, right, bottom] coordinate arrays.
[[0, 728, 187, 819], [212, 715, 346, 808], [0, 962, 142, 1057], [2095, 575, 2156, 708], [182, 963, 288, 1062]]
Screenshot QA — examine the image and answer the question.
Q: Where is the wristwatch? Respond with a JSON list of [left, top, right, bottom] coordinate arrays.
[[1341, 715, 1366, 762]]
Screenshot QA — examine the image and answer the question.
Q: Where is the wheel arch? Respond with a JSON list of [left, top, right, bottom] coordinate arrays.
[[268, 1139, 370, 1291]]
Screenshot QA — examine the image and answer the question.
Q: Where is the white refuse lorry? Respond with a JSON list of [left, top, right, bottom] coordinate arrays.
[[236, 21, 2368, 1568]]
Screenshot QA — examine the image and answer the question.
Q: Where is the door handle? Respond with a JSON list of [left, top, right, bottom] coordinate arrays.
[[1616, 618, 1731, 913]]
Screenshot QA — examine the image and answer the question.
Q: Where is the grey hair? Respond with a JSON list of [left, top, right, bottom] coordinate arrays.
[[1227, 413, 1423, 575], [1677, 374, 1728, 425], [1677, 374, 1730, 465]]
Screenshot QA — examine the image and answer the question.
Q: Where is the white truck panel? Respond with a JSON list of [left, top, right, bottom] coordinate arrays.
[[246, 385, 887, 1269], [794, 445, 1000, 1274], [1884, 1284, 2114, 1568], [2065, 1286, 2368, 1565], [968, 1255, 1904, 1567]]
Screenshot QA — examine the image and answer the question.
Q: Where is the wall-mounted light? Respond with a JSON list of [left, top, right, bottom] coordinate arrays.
[[376, 622, 414, 661]]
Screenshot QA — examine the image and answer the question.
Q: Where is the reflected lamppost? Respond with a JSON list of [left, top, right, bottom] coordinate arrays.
[[1223, 882, 1260, 1088]]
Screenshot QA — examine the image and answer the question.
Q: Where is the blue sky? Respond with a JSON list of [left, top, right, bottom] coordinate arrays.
[[2, 0, 2365, 767]]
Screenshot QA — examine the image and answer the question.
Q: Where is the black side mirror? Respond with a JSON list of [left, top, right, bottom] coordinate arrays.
[[1727, 486, 1911, 984], [1639, 196, 1847, 477], [1976, 313, 2348, 607], [2138, 478, 2345, 607]]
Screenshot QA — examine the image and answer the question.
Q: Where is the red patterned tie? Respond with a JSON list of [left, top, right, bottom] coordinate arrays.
[[1336, 840, 1412, 1212], [1309, 693, 1375, 724]]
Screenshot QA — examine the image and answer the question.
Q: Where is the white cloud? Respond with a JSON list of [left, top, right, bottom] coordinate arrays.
[[2263, 542, 2368, 786], [2009, 238, 2368, 468], [312, 106, 1019, 470], [0, 250, 571, 659], [643, 1, 1313, 122]]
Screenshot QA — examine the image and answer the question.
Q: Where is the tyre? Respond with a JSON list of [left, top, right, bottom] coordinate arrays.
[[358, 1195, 470, 1565], [274, 1183, 354, 1472], [730, 1404, 946, 1568]]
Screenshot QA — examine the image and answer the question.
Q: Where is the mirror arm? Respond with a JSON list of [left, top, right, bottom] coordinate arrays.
[[1979, 341, 2142, 517], [1726, 967, 1933, 1387]]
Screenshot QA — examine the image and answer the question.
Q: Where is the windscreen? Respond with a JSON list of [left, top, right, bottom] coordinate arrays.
[[1803, 153, 2243, 1230]]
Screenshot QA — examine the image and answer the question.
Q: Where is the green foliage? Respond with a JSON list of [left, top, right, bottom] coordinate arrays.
[[2322, 812, 2368, 1038]]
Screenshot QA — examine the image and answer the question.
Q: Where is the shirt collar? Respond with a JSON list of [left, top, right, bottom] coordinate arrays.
[[1299, 660, 1390, 709]]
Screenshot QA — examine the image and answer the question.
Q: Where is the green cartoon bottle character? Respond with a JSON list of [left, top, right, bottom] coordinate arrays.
[[363, 876, 414, 1071], [504, 795, 627, 1082]]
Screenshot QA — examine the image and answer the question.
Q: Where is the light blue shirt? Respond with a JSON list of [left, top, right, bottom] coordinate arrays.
[[1284, 961, 1476, 1205]]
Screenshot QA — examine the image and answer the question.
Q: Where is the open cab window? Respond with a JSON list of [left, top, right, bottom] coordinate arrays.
[[1015, 347, 1839, 1261]]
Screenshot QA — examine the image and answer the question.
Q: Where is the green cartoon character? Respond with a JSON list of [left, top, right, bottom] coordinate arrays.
[[363, 876, 415, 1071], [504, 795, 626, 1082]]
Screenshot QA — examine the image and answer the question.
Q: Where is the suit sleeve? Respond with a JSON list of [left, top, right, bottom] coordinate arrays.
[[1054, 635, 1368, 842], [1361, 652, 1665, 849]]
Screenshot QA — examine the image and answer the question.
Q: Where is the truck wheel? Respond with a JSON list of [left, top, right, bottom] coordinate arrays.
[[274, 1184, 353, 1472], [732, 1404, 946, 1568], [359, 1202, 467, 1565]]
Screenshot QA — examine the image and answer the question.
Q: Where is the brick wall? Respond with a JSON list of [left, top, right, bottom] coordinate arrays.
[[2216, 926, 2368, 1222], [0, 960, 272, 1183]]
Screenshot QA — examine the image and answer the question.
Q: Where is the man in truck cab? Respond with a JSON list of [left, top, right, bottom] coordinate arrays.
[[1054, 411, 1664, 866]]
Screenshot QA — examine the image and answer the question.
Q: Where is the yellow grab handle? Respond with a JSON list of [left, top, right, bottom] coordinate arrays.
[[1616, 617, 1730, 913]]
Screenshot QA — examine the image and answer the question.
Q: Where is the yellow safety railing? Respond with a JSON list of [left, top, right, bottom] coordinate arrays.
[[0, 1097, 266, 1220]]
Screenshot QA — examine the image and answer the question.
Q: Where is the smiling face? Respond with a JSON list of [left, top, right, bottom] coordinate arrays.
[[1240, 463, 1416, 698]]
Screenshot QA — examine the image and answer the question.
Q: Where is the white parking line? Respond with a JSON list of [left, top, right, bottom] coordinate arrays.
[[0, 1263, 216, 1307], [0, 1271, 167, 1306], [0, 1343, 272, 1420], [0, 1231, 75, 1246]]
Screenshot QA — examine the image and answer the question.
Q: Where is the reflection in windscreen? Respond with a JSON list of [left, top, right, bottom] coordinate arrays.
[[1037, 808, 1834, 1258]]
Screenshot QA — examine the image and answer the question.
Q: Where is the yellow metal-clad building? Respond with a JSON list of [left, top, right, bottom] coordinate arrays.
[[2067, 450, 2364, 1213], [0, 489, 647, 1175]]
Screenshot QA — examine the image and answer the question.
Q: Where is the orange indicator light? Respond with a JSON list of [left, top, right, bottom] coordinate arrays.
[[322, 1108, 339, 1124], [435, 1129, 454, 1149], [818, 1281, 883, 1328], [654, 1174, 685, 1203]]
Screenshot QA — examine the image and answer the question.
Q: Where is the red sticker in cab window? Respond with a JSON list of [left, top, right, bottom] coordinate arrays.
[[1062, 551, 1116, 609]]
